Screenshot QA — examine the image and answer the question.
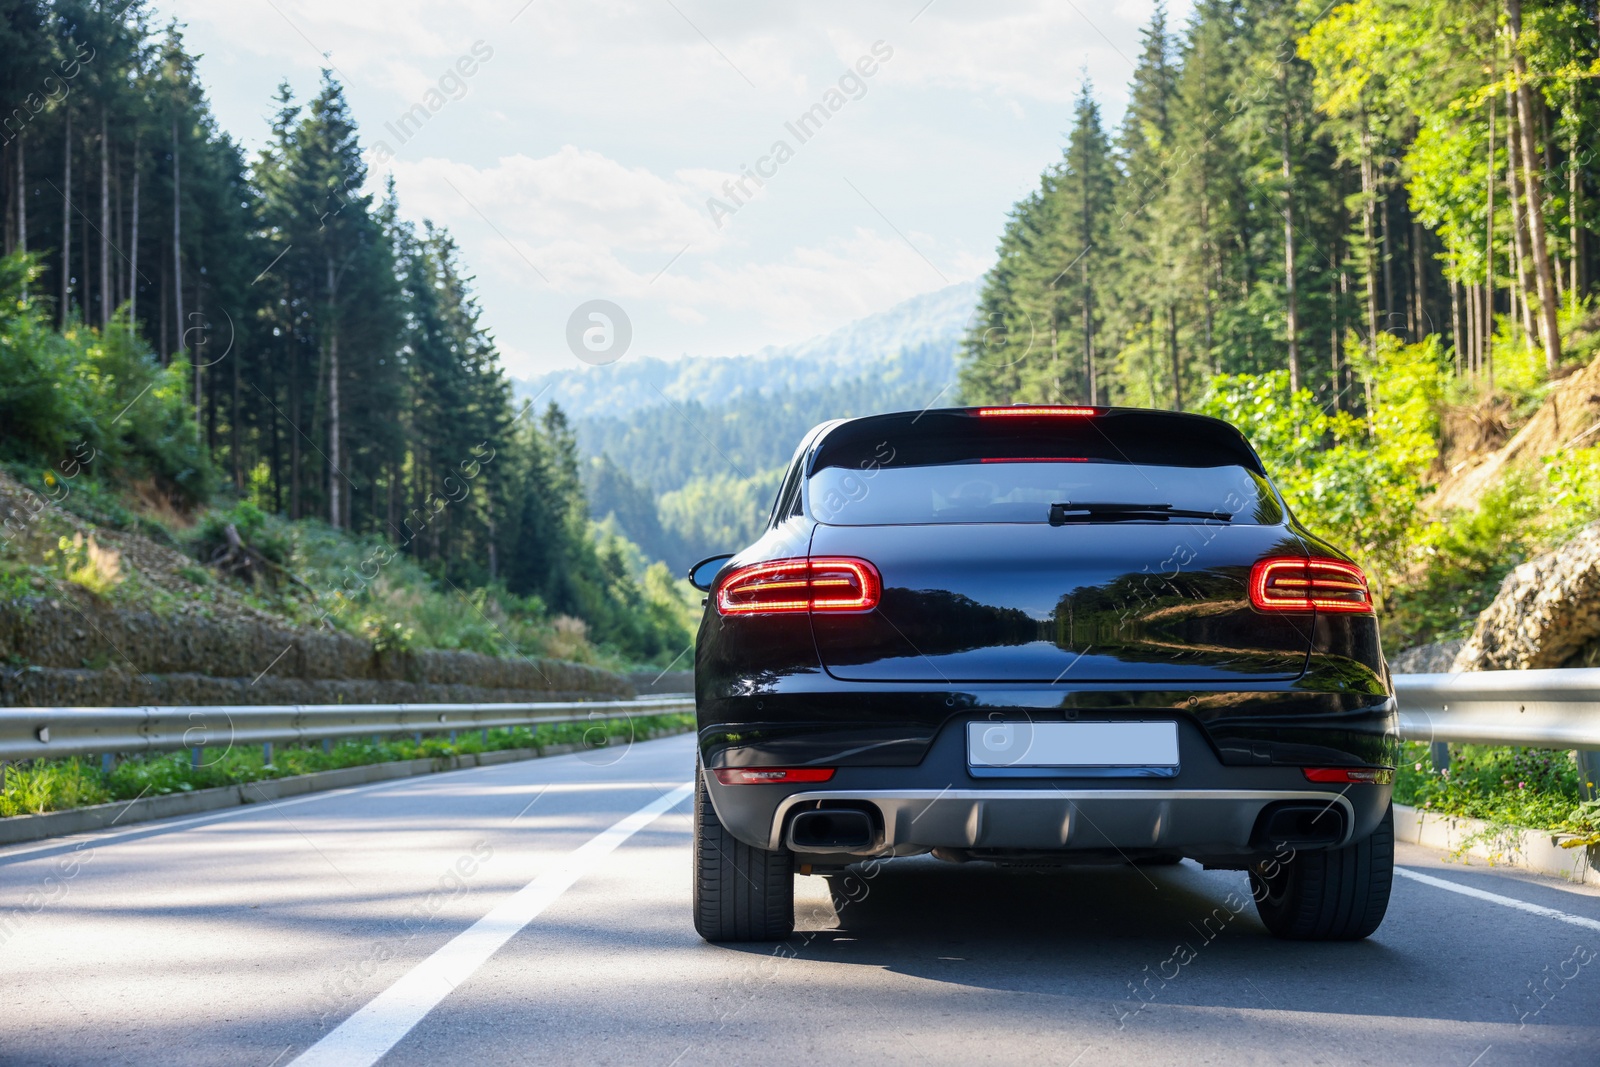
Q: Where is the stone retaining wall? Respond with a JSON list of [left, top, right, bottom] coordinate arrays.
[[0, 599, 629, 706], [0, 667, 626, 707]]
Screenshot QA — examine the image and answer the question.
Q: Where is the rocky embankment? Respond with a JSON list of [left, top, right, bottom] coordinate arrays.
[[1446, 523, 1600, 672], [0, 596, 629, 707], [1389, 640, 1464, 674]]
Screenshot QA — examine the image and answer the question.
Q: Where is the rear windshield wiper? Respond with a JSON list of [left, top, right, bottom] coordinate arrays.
[[1049, 501, 1233, 525]]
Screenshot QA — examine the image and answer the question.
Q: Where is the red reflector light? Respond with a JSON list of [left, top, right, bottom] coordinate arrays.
[[712, 767, 837, 785], [975, 406, 1098, 417], [1303, 767, 1392, 784], [1249, 557, 1373, 614], [715, 557, 881, 616]]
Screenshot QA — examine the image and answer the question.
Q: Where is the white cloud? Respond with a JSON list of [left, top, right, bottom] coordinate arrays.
[[668, 305, 709, 326], [692, 226, 984, 333], [387, 148, 724, 271], [825, 3, 1157, 105], [387, 150, 981, 331], [157, 0, 1184, 373]]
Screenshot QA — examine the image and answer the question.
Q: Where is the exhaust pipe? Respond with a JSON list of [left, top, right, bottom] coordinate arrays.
[[787, 808, 878, 854], [1251, 802, 1347, 849]]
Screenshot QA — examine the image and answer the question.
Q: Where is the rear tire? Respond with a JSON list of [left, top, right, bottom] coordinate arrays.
[[693, 764, 794, 942], [1249, 803, 1394, 941]]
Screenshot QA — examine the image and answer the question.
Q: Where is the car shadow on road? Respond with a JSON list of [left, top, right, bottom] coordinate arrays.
[[713, 855, 1536, 1027]]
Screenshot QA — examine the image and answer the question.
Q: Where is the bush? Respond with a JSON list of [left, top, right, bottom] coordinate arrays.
[[1384, 477, 1540, 647], [0, 252, 215, 506], [1197, 332, 1447, 606], [0, 758, 109, 817], [1543, 446, 1600, 541], [193, 500, 288, 564], [45, 532, 124, 596], [239, 515, 608, 664], [1568, 799, 1600, 848], [1395, 741, 1586, 833], [564, 526, 695, 664]]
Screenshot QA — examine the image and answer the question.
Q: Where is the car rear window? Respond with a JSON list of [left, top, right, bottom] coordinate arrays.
[[805, 409, 1283, 526], [809, 461, 1279, 525]]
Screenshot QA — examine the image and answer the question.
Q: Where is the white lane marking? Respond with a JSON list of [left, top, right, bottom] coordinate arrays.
[[1396, 867, 1600, 933], [291, 782, 694, 1067]]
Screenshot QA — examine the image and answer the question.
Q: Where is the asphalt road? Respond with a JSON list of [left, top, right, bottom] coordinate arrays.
[[2, 732, 1598, 1066]]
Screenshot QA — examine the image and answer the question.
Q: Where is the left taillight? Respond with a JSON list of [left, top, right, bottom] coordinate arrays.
[[715, 556, 881, 616], [1249, 556, 1374, 614]]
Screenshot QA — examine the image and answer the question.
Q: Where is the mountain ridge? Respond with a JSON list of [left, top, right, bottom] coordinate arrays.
[[513, 279, 979, 421], [514, 279, 981, 571]]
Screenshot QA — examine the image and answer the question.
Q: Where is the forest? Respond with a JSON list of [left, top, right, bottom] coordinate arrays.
[[0, 1, 693, 664], [961, 0, 1600, 649], [576, 339, 961, 571], [961, 0, 1598, 407], [5, 0, 1600, 664]]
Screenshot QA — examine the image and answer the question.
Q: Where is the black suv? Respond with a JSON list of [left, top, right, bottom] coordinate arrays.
[[688, 406, 1396, 942]]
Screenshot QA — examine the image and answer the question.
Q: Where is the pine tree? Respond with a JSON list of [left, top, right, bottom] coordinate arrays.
[[1111, 3, 1181, 408], [1050, 83, 1116, 404], [958, 187, 1053, 402], [256, 72, 401, 528]]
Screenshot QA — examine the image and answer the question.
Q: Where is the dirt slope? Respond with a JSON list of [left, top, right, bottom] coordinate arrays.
[[0, 469, 629, 705], [1431, 354, 1600, 514]]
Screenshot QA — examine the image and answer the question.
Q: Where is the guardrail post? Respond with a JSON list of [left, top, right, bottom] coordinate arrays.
[[263, 741, 273, 766], [191, 747, 202, 769], [1429, 741, 1450, 773], [1579, 750, 1599, 801], [322, 738, 332, 754], [481, 728, 488, 745], [101, 753, 113, 776]]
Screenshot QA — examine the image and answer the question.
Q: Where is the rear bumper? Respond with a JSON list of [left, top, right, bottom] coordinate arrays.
[[702, 711, 1394, 860], [766, 787, 1357, 853]]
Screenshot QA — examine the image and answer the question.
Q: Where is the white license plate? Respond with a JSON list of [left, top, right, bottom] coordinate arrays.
[[967, 721, 1179, 768]]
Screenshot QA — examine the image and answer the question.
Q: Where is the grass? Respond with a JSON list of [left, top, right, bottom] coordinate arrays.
[[0, 713, 694, 818], [202, 506, 620, 666], [0, 482, 689, 670], [1394, 740, 1598, 844]]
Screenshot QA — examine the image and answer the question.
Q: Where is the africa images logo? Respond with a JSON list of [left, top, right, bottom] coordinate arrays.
[[566, 300, 633, 366]]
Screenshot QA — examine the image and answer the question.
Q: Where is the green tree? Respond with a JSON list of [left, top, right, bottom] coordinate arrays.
[[1111, 3, 1182, 408]]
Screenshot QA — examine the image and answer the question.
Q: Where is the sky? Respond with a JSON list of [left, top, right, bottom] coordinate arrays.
[[156, 0, 1192, 379]]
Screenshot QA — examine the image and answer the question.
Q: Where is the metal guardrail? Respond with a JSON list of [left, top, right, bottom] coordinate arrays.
[[0, 697, 695, 762], [1393, 669, 1600, 750], [1, 669, 1597, 766]]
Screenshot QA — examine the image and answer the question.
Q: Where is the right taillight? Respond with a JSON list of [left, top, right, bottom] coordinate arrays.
[[712, 767, 837, 785], [1249, 557, 1373, 614], [1303, 767, 1393, 784]]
